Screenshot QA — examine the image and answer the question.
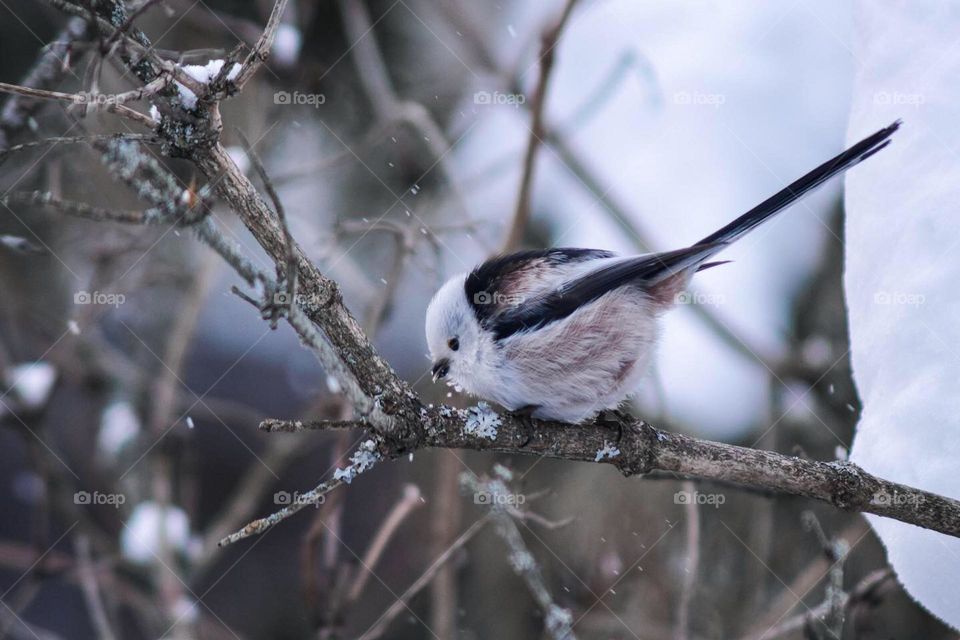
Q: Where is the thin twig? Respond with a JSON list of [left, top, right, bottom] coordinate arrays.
[[0, 17, 89, 151], [346, 484, 423, 603], [232, 0, 290, 88], [0, 133, 154, 163], [217, 439, 380, 546], [235, 130, 298, 320], [73, 534, 116, 640], [675, 479, 700, 640], [358, 515, 492, 640], [750, 568, 894, 640], [41, 0, 206, 94], [503, 0, 580, 252], [259, 418, 359, 433], [461, 473, 576, 640], [0, 81, 160, 128], [3, 191, 147, 223], [102, 0, 165, 51]]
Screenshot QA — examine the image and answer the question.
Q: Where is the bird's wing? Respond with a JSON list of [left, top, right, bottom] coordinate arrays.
[[479, 121, 902, 343], [486, 244, 724, 341], [465, 248, 615, 332]]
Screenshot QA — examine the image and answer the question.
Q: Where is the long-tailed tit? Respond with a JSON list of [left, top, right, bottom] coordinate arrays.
[[426, 121, 899, 423]]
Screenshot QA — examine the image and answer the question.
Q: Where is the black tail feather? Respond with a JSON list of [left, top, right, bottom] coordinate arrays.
[[697, 260, 732, 272], [695, 120, 900, 248]]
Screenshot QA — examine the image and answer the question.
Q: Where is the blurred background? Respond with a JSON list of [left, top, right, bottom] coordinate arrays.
[[0, 0, 955, 638]]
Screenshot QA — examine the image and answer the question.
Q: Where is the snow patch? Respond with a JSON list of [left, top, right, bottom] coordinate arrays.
[[121, 502, 191, 564], [175, 60, 241, 111], [846, 2, 960, 628], [98, 400, 140, 456], [274, 24, 303, 67], [6, 362, 56, 410]]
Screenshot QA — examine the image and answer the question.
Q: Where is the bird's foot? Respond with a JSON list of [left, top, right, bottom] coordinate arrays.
[[598, 408, 633, 446], [510, 405, 541, 448]]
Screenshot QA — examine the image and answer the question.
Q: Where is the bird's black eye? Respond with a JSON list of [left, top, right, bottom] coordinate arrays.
[[447, 337, 460, 351]]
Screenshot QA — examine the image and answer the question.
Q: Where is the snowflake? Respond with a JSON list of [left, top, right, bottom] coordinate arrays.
[[464, 402, 501, 440]]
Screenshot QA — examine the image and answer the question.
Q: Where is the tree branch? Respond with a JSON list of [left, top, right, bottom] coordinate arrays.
[[503, 0, 579, 252], [256, 411, 960, 541]]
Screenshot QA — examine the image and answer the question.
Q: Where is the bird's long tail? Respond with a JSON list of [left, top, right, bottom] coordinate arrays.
[[568, 121, 900, 299], [695, 120, 900, 248]]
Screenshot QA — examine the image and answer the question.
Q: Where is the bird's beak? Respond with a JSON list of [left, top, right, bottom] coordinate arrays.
[[431, 358, 450, 383]]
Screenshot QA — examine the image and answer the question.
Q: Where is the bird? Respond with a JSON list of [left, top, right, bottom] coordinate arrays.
[[425, 121, 900, 424]]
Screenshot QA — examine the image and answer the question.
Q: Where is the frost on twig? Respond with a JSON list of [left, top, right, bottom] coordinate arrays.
[[461, 473, 576, 640], [333, 439, 380, 484], [464, 401, 501, 440], [594, 441, 621, 462], [219, 439, 381, 546], [99, 138, 211, 224]]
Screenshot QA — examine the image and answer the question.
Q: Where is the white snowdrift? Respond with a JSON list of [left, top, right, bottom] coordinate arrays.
[[846, 1, 960, 629]]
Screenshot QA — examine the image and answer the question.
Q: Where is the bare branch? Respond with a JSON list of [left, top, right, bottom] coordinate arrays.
[[217, 439, 380, 547], [41, 0, 206, 94], [0, 81, 161, 129], [259, 418, 358, 433], [0, 133, 155, 163], [461, 472, 576, 640], [3, 191, 148, 223], [236, 129, 298, 319], [232, 0, 290, 88], [251, 411, 960, 541], [73, 535, 116, 640], [358, 515, 492, 640], [346, 484, 423, 603], [748, 568, 894, 640], [503, 0, 580, 252], [0, 17, 89, 151], [675, 479, 700, 640]]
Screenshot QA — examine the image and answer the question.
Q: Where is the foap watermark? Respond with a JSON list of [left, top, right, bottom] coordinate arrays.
[[473, 290, 525, 306], [274, 490, 324, 508], [873, 291, 925, 306], [474, 490, 525, 506], [272, 291, 326, 307], [873, 490, 924, 507], [74, 290, 125, 307], [75, 92, 127, 108], [274, 91, 326, 108], [674, 490, 725, 508], [873, 91, 925, 108], [74, 490, 126, 508], [673, 90, 725, 109], [473, 90, 526, 108], [674, 291, 725, 306]]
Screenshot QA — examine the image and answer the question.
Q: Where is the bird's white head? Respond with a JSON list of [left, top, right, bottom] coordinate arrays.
[[424, 273, 482, 386]]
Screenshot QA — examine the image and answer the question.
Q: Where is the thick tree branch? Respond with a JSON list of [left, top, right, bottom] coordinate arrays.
[[258, 410, 960, 541]]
